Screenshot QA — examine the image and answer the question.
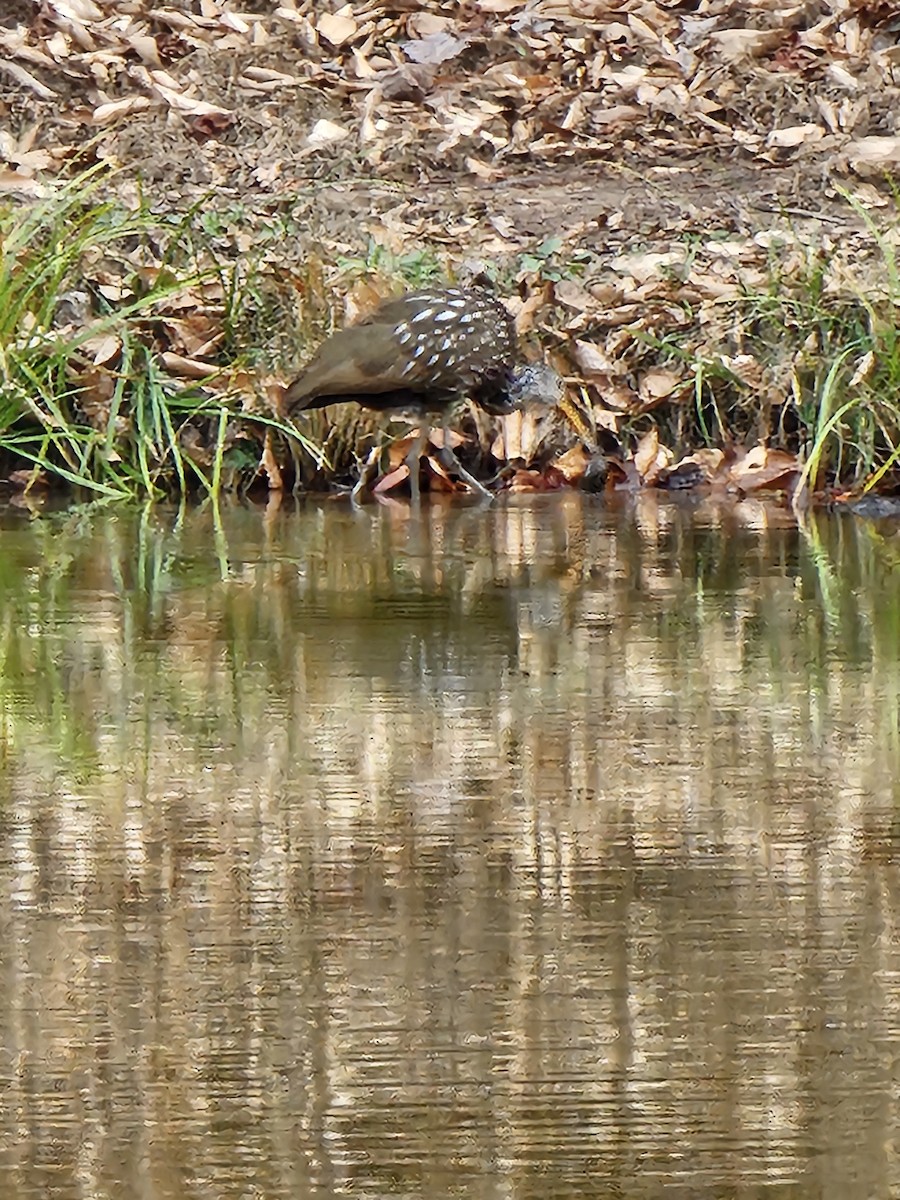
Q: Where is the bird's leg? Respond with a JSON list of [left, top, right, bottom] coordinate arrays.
[[436, 411, 493, 500], [351, 444, 381, 504], [403, 426, 427, 505]]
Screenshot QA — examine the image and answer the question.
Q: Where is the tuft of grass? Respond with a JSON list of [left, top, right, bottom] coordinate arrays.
[[0, 168, 198, 496], [512, 237, 594, 283], [626, 210, 900, 494], [0, 167, 324, 499], [741, 229, 900, 492], [335, 240, 446, 290]]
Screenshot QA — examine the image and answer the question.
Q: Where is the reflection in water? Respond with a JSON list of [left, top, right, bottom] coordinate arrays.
[[0, 494, 899, 1199]]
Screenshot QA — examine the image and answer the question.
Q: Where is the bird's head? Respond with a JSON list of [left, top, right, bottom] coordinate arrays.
[[477, 362, 564, 416], [507, 362, 565, 409]]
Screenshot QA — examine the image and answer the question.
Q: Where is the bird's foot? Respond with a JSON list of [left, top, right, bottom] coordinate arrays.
[[435, 445, 493, 501]]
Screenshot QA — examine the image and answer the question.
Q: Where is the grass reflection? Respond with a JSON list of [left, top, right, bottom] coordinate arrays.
[[1, 494, 900, 1200], [0, 495, 897, 793]]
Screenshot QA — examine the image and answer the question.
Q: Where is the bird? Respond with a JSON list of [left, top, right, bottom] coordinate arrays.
[[283, 285, 563, 501]]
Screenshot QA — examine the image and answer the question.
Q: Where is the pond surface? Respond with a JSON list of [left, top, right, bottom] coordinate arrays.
[[1, 493, 899, 1200]]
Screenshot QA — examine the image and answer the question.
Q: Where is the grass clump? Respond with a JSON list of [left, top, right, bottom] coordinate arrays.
[[619, 211, 900, 496], [742, 227, 900, 495], [0, 168, 323, 500]]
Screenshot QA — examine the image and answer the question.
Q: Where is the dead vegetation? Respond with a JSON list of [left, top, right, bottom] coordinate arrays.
[[2, 0, 900, 503], [5, 0, 900, 186]]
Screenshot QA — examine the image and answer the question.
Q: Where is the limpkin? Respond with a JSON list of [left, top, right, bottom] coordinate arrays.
[[284, 285, 563, 501]]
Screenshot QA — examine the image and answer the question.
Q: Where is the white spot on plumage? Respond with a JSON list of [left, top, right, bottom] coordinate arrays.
[[435, 310, 457, 321], [413, 343, 425, 358], [412, 308, 434, 323]]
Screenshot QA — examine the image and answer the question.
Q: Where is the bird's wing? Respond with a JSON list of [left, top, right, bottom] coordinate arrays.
[[285, 289, 517, 411], [284, 323, 430, 410]]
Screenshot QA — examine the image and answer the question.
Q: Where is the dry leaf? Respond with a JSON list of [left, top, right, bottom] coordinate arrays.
[[317, 12, 358, 48], [513, 283, 552, 334], [572, 341, 619, 377], [0, 170, 44, 194], [8, 468, 49, 489], [709, 29, 783, 62], [844, 136, 900, 173], [728, 445, 799, 491], [260, 432, 283, 490], [403, 32, 470, 66], [92, 97, 153, 125], [160, 353, 220, 379], [634, 428, 673, 485], [554, 280, 595, 311], [82, 333, 121, 365], [553, 444, 591, 482], [507, 467, 567, 492], [638, 367, 683, 409], [306, 119, 349, 148], [0, 59, 57, 100], [660, 449, 726, 488], [766, 124, 825, 148], [372, 462, 410, 493]]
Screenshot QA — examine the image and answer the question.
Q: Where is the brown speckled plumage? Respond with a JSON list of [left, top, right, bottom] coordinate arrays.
[[285, 285, 563, 500], [285, 287, 520, 416]]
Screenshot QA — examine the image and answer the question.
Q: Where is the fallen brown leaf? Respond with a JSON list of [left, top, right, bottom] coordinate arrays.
[[372, 462, 410, 494], [317, 12, 358, 49], [634, 427, 673, 485], [159, 352, 220, 379], [507, 466, 568, 493], [728, 445, 799, 492], [553, 444, 591, 483]]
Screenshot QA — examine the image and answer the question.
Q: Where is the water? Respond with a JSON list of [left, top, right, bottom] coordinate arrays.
[[0, 493, 898, 1199]]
